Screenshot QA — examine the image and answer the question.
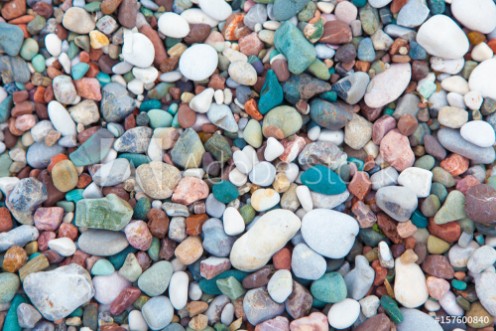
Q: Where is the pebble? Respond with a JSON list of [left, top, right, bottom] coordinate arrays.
[[0, 225, 39, 252], [468, 58, 496, 100], [158, 12, 190, 38], [451, 0, 496, 33], [345, 255, 375, 300], [394, 256, 428, 308], [327, 298, 360, 329], [243, 288, 285, 325], [460, 121, 495, 148], [23, 264, 94, 321], [230, 209, 300, 271], [6, 178, 47, 225], [364, 63, 411, 108], [17, 303, 42, 328], [291, 243, 326, 280], [301, 209, 359, 258], [465, 184, 496, 226], [397, 308, 442, 331], [199, 0, 232, 21], [376, 186, 418, 222], [136, 161, 181, 199], [416, 15, 469, 59], [397, 167, 432, 198], [0, 23, 24, 56], [437, 128, 495, 164], [47, 238, 76, 256], [0, 272, 20, 304], [179, 44, 218, 81], [62, 7, 96, 34], [267, 270, 293, 303], [169, 271, 189, 310], [122, 30, 155, 68], [142, 296, 174, 330], [77, 230, 128, 256]]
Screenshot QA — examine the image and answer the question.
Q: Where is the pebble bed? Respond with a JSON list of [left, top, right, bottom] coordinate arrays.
[[0, 0, 496, 330]]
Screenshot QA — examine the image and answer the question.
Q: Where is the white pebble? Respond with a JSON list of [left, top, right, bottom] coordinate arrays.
[[296, 185, 313, 212], [327, 299, 360, 329], [264, 137, 284, 162], [169, 271, 189, 310], [158, 12, 190, 38], [47, 237, 76, 257], [223, 207, 245, 236], [45, 34, 62, 57]]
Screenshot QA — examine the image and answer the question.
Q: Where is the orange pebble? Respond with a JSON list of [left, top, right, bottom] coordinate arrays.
[[18, 24, 29, 38], [244, 99, 263, 121], [454, 271, 466, 280], [33, 86, 46, 103], [8, 15, 34, 24], [488, 39, 496, 53], [86, 63, 100, 78], [440, 154, 469, 176], [47, 154, 68, 172], [79, 51, 90, 63], [77, 173, 92, 189], [272, 247, 291, 270]]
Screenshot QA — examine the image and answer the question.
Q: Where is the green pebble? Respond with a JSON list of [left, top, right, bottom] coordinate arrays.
[[359, 228, 386, 247], [147, 109, 173, 128], [91, 259, 115, 276], [133, 197, 151, 220], [216, 276, 246, 300], [239, 204, 256, 224], [459, 218, 475, 234], [214, 323, 229, 331], [204, 134, 233, 163], [199, 270, 248, 295], [258, 69, 283, 115], [319, 90, 338, 102], [65, 189, 84, 202], [67, 41, 79, 59], [420, 194, 441, 217], [451, 279, 467, 291], [119, 253, 143, 282], [75, 194, 133, 231], [310, 272, 347, 303], [27, 15, 46, 35], [300, 164, 347, 195], [133, 296, 149, 310], [243, 119, 263, 148], [71, 62, 90, 80], [212, 181, 239, 204], [20, 38, 38, 61], [148, 237, 160, 261], [3, 294, 27, 331], [118, 153, 151, 168], [148, 83, 173, 100], [430, 182, 448, 203], [434, 190, 466, 224], [487, 176, 496, 190], [414, 155, 435, 170], [140, 99, 162, 112], [0, 273, 20, 304], [84, 1, 101, 11], [380, 295, 404, 324], [307, 59, 331, 81], [68, 307, 84, 317], [56, 201, 74, 213], [432, 167, 455, 188]]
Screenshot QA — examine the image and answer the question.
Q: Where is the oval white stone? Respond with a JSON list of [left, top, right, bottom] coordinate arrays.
[[327, 298, 360, 329], [451, 0, 496, 33], [179, 44, 219, 81], [199, 0, 233, 21], [364, 63, 411, 108], [460, 121, 496, 148], [394, 258, 428, 308], [122, 31, 155, 68], [468, 58, 496, 100], [48, 101, 76, 136], [158, 12, 190, 38]]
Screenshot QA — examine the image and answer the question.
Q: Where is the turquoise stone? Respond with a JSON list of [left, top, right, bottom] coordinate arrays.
[[84, 1, 101, 11], [91, 259, 115, 276], [71, 62, 90, 80], [65, 189, 84, 202], [212, 181, 239, 204], [0, 23, 24, 56], [147, 109, 173, 128], [0, 273, 20, 304], [310, 272, 347, 303], [140, 99, 162, 112], [258, 69, 283, 114], [96, 72, 111, 86], [300, 164, 346, 195], [75, 194, 133, 231], [148, 237, 160, 261], [216, 276, 246, 300], [69, 307, 84, 317], [20, 38, 38, 61], [411, 210, 428, 228], [109, 246, 137, 269], [118, 153, 150, 167], [133, 197, 151, 220], [31, 54, 46, 72], [274, 21, 317, 75], [3, 294, 27, 331], [380, 295, 404, 324], [451, 279, 467, 291], [199, 270, 248, 295], [359, 228, 386, 247], [0, 95, 12, 123], [70, 129, 115, 166]]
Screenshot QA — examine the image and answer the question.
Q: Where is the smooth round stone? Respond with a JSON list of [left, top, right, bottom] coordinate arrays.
[[371, 167, 399, 190], [460, 121, 495, 148], [394, 258, 428, 308], [129, 310, 148, 331], [243, 288, 285, 325], [122, 30, 154, 68], [230, 209, 301, 272], [364, 63, 412, 108], [93, 272, 130, 304], [169, 271, 188, 310], [344, 114, 372, 150], [262, 106, 303, 139], [451, 0, 496, 33], [327, 298, 360, 329], [0, 273, 20, 304], [469, 58, 496, 100], [397, 0, 430, 28], [20, 38, 38, 60], [77, 230, 129, 256], [291, 243, 326, 280], [465, 184, 496, 225], [47, 237, 76, 257], [397, 167, 433, 198], [311, 272, 347, 303], [62, 7, 95, 34], [189, 88, 214, 113], [333, 72, 370, 105], [45, 33, 62, 56], [229, 61, 258, 87], [223, 207, 245, 236], [158, 12, 190, 38], [202, 218, 236, 257], [91, 259, 115, 276], [267, 270, 292, 303], [179, 44, 218, 81], [199, 0, 232, 21], [397, 308, 442, 331], [70, 100, 99, 125], [416, 15, 469, 59], [467, 245, 496, 274], [375, 186, 418, 222], [52, 75, 80, 105], [251, 189, 280, 212], [437, 128, 495, 164], [138, 261, 173, 297], [17, 303, 42, 328], [136, 161, 181, 199], [301, 209, 359, 259], [249, 161, 276, 187], [368, 0, 392, 7], [244, 119, 263, 148], [51, 160, 78, 193], [142, 296, 174, 330], [300, 165, 346, 195], [438, 106, 468, 129]]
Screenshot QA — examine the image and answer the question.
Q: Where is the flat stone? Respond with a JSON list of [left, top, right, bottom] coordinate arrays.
[[437, 128, 495, 164], [179, 44, 218, 81], [77, 230, 129, 256], [75, 194, 133, 231], [0, 23, 24, 56], [376, 186, 418, 222], [138, 261, 173, 296], [365, 63, 411, 108], [62, 7, 95, 34], [136, 161, 181, 199], [142, 296, 174, 330], [397, 308, 442, 331], [310, 99, 353, 130], [327, 298, 360, 329], [6, 178, 47, 225]]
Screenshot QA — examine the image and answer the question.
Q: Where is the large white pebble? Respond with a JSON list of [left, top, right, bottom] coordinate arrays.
[[397, 167, 433, 198], [199, 0, 233, 21], [267, 270, 293, 303], [364, 63, 411, 108], [122, 31, 155, 68], [230, 209, 301, 271], [416, 15, 469, 59], [468, 58, 496, 100], [394, 258, 428, 308], [48, 101, 76, 136], [461, 121, 496, 148], [327, 299, 360, 329], [47, 237, 76, 256], [45, 34, 62, 57], [301, 209, 359, 259], [451, 0, 496, 34], [158, 12, 190, 38], [169, 271, 189, 310], [179, 44, 219, 81], [128, 310, 148, 331]]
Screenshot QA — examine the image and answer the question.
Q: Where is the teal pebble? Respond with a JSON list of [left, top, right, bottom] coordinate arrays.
[[311, 297, 327, 309], [133, 197, 151, 220], [20, 38, 39, 61], [71, 62, 90, 80], [96, 72, 111, 86], [140, 99, 162, 112], [69, 307, 84, 317], [310, 272, 347, 303], [451, 279, 467, 291], [431, 182, 448, 203], [348, 157, 364, 171], [411, 210, 428, 228], [212, 181, 239, 203], [352, 0, 367, 7], [65, 189, 84, 202], [3, 294, 27, 331], [109, 246, 137, 269], [31, 54, 46, 72], [91, 259, 115, 276], [148, 237, 160, 261], [199, 270, 248, 295], [0, 95, 13, 123], [147, 109, 173, 128], [258, 69, 283, 114], [118, 153, 151, 167], [319, 91, 338, 102], [380, 295, 404, 324], [300, 164, 347, 195]]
